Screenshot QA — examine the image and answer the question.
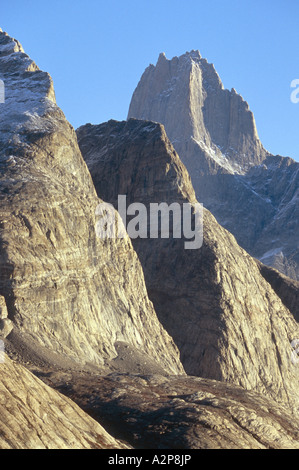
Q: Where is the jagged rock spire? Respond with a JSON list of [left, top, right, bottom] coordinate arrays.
[[128, 51, 267, 173]]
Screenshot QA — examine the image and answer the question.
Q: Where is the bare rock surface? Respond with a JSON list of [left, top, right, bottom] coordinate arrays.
[[0, 358, 129, 449], [128, 51, 266, 170], [127, 51, 299, 280], [0, 30, 183, 376], [37, 370, 299, 449], [77, 119, 299, 414]]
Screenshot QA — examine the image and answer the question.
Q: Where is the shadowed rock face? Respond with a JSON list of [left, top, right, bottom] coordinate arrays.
[[0, 30, 184, 376], [77, 119, 299, 413], [0, 358, 130, 449], [257, 263, 299, 323], [40, 370, 299, 450], [127, 51, 299, 280]]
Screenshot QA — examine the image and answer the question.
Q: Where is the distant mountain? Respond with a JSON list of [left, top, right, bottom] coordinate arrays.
[[128, 51, 299, 280]]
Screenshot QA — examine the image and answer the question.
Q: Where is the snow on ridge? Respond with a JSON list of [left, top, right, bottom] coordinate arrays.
[[0, 40, 18, 54], [260, 247, 284, 262], [191, 136, 242, 174], [141, 123, 158, 133], [0, 30, 58, 146]]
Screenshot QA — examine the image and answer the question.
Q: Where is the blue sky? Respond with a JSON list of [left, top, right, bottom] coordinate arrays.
[[1, 0, 299, 160]]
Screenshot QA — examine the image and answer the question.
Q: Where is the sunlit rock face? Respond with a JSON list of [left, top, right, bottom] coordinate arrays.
[[0, 358, 130, 449], [0, 29, 184, 376]]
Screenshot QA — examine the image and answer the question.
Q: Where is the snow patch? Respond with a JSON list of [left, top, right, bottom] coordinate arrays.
[[191, 137, 241, 174], [260, 247, 284, 261]]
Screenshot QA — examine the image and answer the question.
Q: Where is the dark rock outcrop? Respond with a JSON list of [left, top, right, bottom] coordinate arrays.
[[41, 370, 299, 449]]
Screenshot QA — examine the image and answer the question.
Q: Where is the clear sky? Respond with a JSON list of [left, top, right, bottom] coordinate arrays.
[[1, 0, 299, 160]]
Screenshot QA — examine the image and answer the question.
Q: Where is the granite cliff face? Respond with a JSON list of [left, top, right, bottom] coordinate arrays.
[[77, 119, 299, 413], [127, 51, 299, 280], [128, 51, 267, 170], [0, 29, 183, 375]]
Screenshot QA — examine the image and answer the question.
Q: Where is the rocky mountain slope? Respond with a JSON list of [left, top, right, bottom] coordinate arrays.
[[0, 357, 129, 449], [77, 119, 299, 414], [0, 28, 183, 375], [0, 28, 298, 450], [127, 51, 299, 280], [46, 371, 299, 449]]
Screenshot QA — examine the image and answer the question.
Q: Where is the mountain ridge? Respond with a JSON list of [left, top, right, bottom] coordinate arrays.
[[0, 28, 184, 375]]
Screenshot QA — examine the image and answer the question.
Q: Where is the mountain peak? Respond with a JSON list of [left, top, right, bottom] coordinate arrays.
[[157, 49, 202, 63], [128, 49, 299, 281], [189, 49, 201, 57], [182, 49, 202, 61], [0, 29, 57, 151], [128, 50, 266, 173], [0, 29, 184, 376], [157, 51, 166, 61]]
